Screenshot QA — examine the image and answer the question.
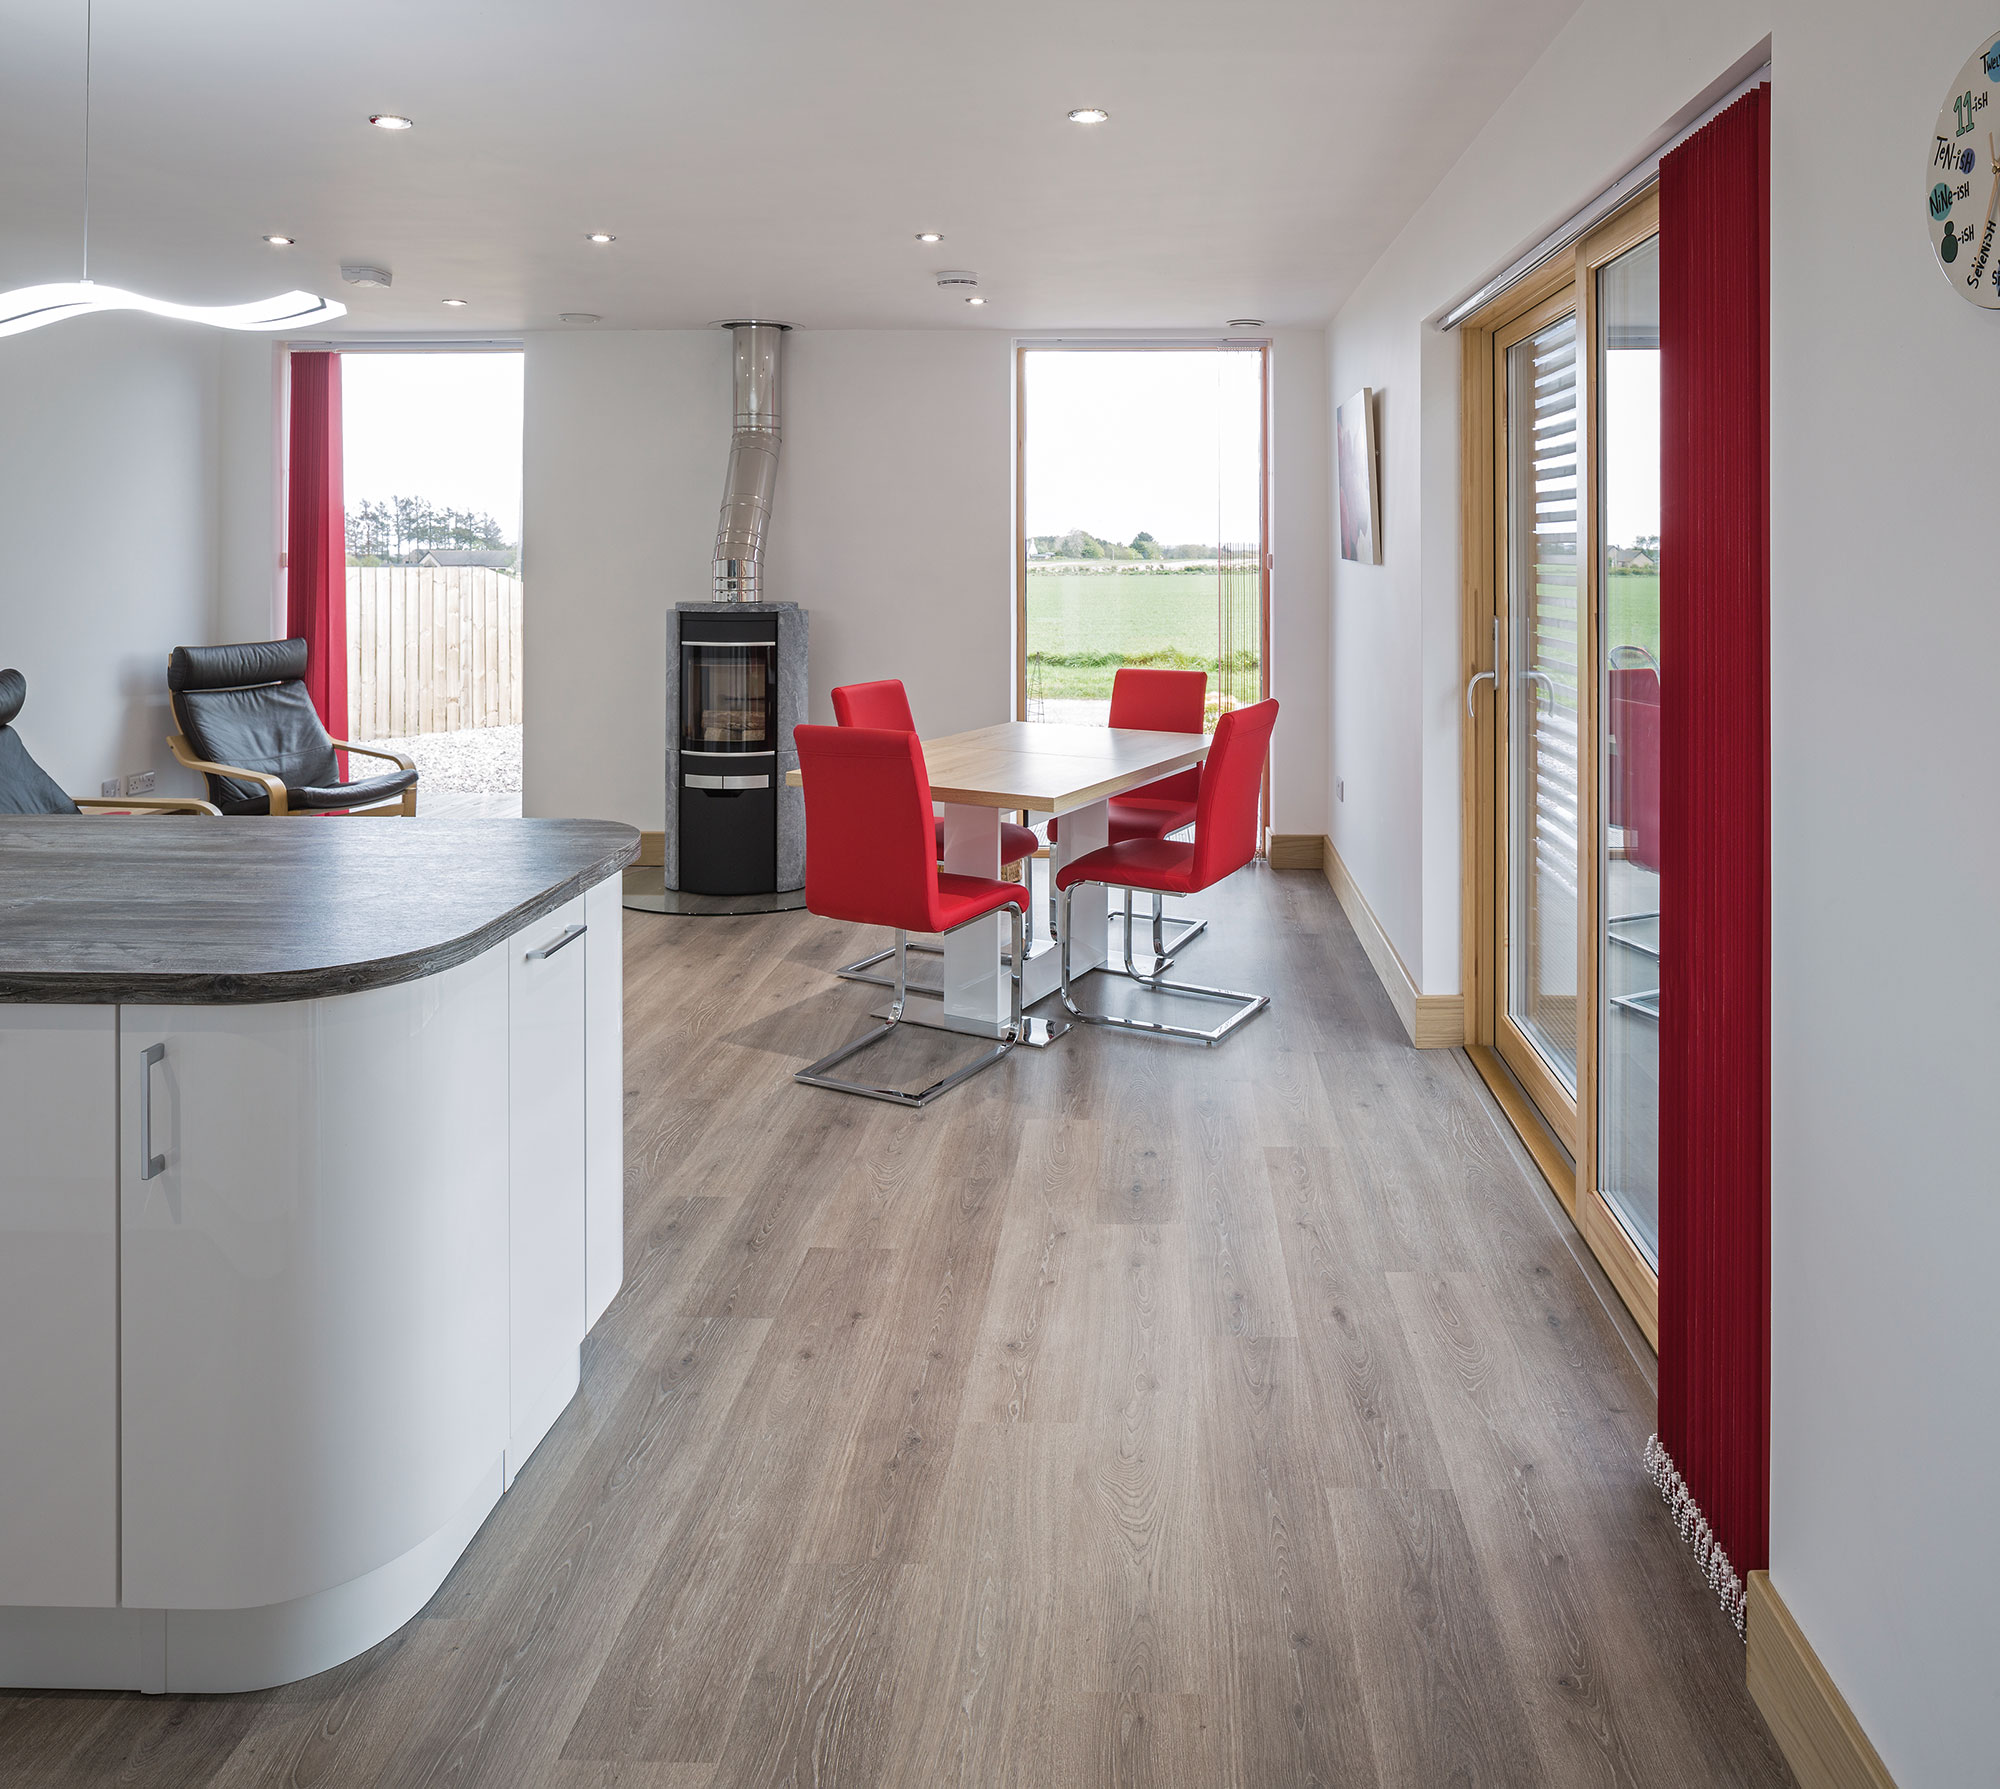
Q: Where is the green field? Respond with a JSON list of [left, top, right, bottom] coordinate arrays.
[[1606, 572, 1660, 664], [1025, 566, 1261, 703]]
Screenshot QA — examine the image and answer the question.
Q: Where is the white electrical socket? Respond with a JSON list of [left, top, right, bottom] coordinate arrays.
[[1336, 778, 1345, 802], [101, 778, 122, 797], [126, 770, 157, 796]]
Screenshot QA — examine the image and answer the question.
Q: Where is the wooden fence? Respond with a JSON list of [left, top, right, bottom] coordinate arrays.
[[344, 566, 523, 742]]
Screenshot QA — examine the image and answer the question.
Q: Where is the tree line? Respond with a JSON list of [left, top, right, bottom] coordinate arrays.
[[1030, 530, 1222, 562], [347, 496, 514, 565]]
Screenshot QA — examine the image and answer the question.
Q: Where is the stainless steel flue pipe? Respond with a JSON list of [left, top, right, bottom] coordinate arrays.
[[712, 320, 790, 602]]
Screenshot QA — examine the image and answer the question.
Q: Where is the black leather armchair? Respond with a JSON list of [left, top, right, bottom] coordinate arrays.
[[0, 668, 217, 816], [165, 639, 419, 816]]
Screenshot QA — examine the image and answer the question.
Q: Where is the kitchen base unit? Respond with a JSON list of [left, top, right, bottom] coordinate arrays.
[[0, 818, 637, 1693]]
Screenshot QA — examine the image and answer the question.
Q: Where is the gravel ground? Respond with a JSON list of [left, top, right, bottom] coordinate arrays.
[[366, 724, 521, 793]]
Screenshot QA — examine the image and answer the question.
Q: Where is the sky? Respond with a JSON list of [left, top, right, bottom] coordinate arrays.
[[1024, 349, 1263, 547], [1602, 349, 1660, 550], [342, 352, 525, 540]]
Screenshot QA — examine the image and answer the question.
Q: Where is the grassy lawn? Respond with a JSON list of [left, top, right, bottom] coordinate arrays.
[[1026, 566, 1260, 704], [1606, 572, 1660, 663]]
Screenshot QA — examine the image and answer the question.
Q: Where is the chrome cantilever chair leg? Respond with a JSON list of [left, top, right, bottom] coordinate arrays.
[[798, 906, 1026, 1106], [1057, 884, 1267, 1047], [840, 857, 1034, 993]]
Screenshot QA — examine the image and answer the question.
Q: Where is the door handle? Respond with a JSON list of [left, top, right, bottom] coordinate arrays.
[[527, 922, 587, 961], [139, 1042, 166, 1180], [1466, 614, 1501, 720]]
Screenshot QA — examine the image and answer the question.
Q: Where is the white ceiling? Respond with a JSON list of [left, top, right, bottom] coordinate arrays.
[[0, 0, 1582, 338]]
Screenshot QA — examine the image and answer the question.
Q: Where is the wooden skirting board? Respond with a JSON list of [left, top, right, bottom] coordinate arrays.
[[1265, 832, 1325, 871], [1317, 838, 1464, 1048], [1746, 1574, 1899, 1789], [636, 830, 666, 868]]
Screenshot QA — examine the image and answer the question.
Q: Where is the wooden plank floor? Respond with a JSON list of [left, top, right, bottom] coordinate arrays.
[[0, 864, 1793, 1788]]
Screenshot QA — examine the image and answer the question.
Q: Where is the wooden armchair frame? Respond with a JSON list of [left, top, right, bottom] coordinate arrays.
[[167, 734, 419, 817], [73, 794, 221, 816]]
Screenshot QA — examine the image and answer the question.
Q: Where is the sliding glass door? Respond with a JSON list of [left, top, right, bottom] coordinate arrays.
[[1595, 233, 1663, 1267], [1464, 189, 1663, 1340]]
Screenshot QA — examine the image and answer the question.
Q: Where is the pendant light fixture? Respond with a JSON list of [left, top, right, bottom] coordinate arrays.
[[0, 1, 345, 341]]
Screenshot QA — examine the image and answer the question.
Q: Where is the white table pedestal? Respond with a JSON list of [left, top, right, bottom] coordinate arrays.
[[873, 799, 1114, 1048]]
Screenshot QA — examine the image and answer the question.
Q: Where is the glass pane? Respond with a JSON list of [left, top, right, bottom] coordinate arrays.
[[1596, 236, 1661, 1265], [1021, 349, 1262, 728], [1505, 315, 1581, 1092]]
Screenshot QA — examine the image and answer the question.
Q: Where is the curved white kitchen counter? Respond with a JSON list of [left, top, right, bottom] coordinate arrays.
[[0, 818, 637, 1693]]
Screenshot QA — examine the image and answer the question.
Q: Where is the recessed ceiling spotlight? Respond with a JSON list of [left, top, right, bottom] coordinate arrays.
[[441, 297, 469, 307], [368, 113, 413, 130], [262, 234, 295, 246], [916, 231, 944, 243], [1067, 107, 1110, 124], [585, 232, 616, 244], [965, 295, 987, 305], [559, 312, 601, 324]]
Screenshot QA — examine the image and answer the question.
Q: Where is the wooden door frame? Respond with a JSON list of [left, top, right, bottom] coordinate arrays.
[[1459, 190, 1662, 1346]]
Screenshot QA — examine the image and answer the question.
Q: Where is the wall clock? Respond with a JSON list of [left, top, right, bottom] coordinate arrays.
[[1930, 30, 2000, 305]]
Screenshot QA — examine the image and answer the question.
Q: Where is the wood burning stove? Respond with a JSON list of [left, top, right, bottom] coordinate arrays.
[[660, 601, 808, 901]]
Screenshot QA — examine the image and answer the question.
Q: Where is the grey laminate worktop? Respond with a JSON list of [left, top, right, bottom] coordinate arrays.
[[0, 817, 639, 1003]]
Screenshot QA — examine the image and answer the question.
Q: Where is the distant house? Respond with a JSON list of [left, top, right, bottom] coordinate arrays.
[[414, 548, 515, 570]]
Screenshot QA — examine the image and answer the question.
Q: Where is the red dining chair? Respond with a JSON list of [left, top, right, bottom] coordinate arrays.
[[1055, 698, 1279, 1045], [794, 724, 1028, 1105], [830, 677, 1041, 993], [1048, 666, 1209, 960]]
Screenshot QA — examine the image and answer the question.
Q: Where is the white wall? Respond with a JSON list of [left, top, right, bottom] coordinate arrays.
[[523, 327, 1329, 834], [0, 315, 280, 802], [1767, 4, 2000, 1784], [1328, 0, 2000, 1780], [520, 330, 731, 830], [1326, 2, 1773, 990]]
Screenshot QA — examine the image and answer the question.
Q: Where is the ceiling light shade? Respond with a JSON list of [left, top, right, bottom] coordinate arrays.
[[1067, 107, 1110, 124], [369, 113, 413, 130], [916, 231, 943, 243], [585, 232, 616, 244], [263, 234, 295, 246], [0, 281, 345, 341], [12, 6, 344, 343]]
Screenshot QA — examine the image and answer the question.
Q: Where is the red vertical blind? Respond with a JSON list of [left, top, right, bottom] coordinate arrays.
[[286, 351, 349, 736], [1653, 85, 1771, 1631]]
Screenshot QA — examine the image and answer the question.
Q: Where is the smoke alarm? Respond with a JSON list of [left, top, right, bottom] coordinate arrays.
[[934, 270, 979, 290], [1227, 318, 1266, 331], [559, 312, 601, 324], [340, 264, 392, 288]]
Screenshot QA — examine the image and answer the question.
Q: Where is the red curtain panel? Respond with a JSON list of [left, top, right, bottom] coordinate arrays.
[[285, 351, 349, 738], [1650, 85, 1771, 1635]]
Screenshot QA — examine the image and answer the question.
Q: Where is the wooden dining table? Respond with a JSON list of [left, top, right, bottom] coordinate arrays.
[[788, 720, 1209, 1044]]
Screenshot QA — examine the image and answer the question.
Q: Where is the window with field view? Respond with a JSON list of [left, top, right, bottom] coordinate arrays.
[[1021, 348, 1264, 729], [341, 350, 524, 812]]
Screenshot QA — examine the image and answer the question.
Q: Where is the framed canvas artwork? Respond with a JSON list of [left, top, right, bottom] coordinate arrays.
[[1336, 387, 1381, 564]]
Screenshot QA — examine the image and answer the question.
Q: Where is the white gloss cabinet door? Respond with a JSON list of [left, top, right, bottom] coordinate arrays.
[[0, 1007, 117, 1607], [119, 951, 511, 1612], [583, 877, 624, 1329], [507, 894, 588, 1480]]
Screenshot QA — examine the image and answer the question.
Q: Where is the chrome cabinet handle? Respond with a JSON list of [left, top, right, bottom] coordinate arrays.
[[527, 923, 587, 961], [139, 1042, 166, 1180]]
